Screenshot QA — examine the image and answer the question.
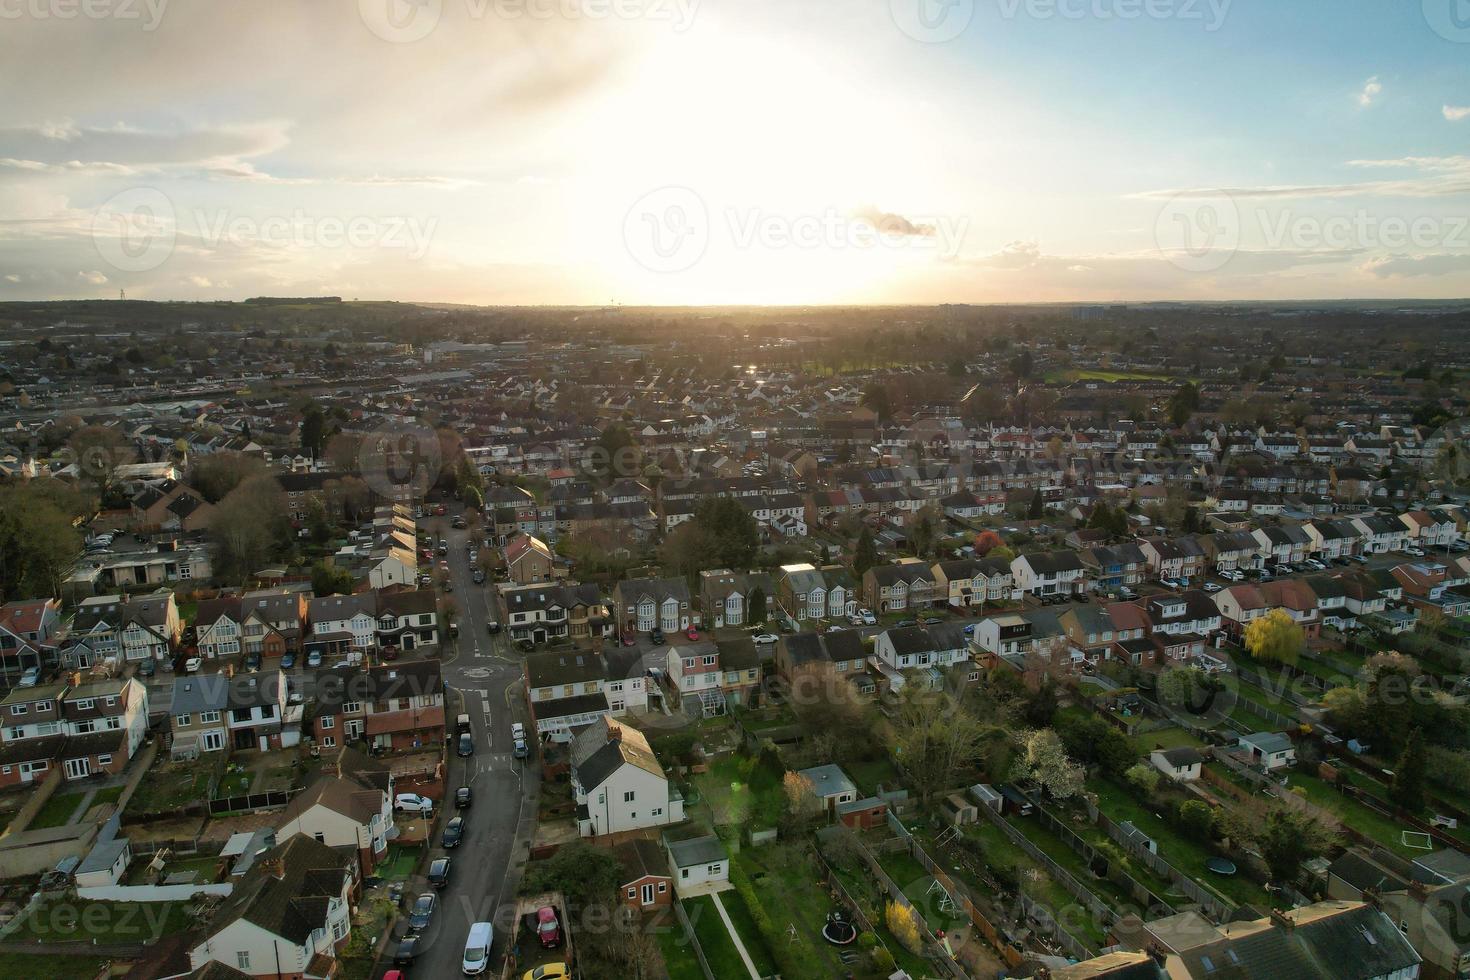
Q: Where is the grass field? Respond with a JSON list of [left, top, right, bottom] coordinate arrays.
[[10, 899, 189, 944], [28, 791, 87, 830], [0, 954, 108, 979], [716, 888, 779, 978], [735, 843, 856, 978], [684, 895, 751, 979], [1088, 778, 1272, 910]]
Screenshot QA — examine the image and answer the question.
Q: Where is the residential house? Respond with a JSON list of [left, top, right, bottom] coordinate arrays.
[[776, 563, 859, 623], [186, 835, 356, 978], [227, 671, 291, 752], [792, 764, 858, 816], [863, 560, 940, 613], [1353, 514, 1411, 554], [130, 479, 215, 532], [698, 569, 774, 628], [571, 717, 684, 837], [1139, 536, 1208, 584], [614, 838, 674, 913], [1149, 746, 1204, 782], [0, 598, 60, 678], [665, 640, 726, 716], [500, 582, 609, 645], [275, 749, 394, 875], [504, 533, 555, 585], [1079, 543, 1148, 591], [170, 673, 231, 759], [714, 637, 762, 708], [308, 660, 446, 753], [613, 578, 691, 635], [57, 677, 149, 781], [774, 631, 873, 699], [1253, 524, 1314, 566], [1010, 551, 1088, 598], [1201, 530, 1265, 573], [525, 650, 610, 741]]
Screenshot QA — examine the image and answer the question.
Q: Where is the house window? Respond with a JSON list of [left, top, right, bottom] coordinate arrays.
[[176, 714, 191, 727], [652, 807, 663, 817], [201, 711, 220, 724], [8, 705, 24, 717], [658, 882, 667, 893], [322, 736, 336, 747], [681, 868, 689, 879], [624, 790, 635, 803], [320, 716, 335, 730], [707, 864, 722, 875], [98, 754, 112, 766], [237, 952, 251, 969], [628, 887, 636, 898], [34, 701, 51, 713], [314, 832, 326, 843]]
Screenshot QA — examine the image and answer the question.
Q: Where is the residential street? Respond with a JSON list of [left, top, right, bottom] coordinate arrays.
[[379, 517, 537, 978]]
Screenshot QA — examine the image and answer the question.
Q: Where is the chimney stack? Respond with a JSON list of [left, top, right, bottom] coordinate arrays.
[[1268, 907, 1295, 932], [259, 855, 286, 880]]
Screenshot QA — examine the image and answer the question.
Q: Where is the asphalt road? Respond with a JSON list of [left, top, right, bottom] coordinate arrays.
[[383, 517, 537, 978]]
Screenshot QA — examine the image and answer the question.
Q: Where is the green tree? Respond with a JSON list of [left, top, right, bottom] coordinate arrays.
[[208, 475, 291, 582], [745, 585, 766, 626], [310, 561, 356, 597], [1026, 489, 1044, 519], [299, 405, 327, 458], [1177, 800, 1216, 841], [1258, 806, 1334, 884], [519, 841, 622, 903], [853, 528, 880, 577], [1243, 608, 1303, 666], [1393, 727, 1428, 813]]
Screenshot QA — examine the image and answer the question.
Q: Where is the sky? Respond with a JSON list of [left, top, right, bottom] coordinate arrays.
[[1, 0, 1469, 306]]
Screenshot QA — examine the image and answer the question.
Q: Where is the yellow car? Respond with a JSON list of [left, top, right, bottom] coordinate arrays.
[[522, 966, 570, 980]]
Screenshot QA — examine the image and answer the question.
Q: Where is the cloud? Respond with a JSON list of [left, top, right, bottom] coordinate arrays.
[[0, 122, 288, 170], [1445, 106, 1470, 122], [1361, 253, 1470, 278], [3, 274, 19, 283], [852, 206, 937, 238], [1358, 76, 1383, 108], [1134, 156, 1470, 201], [78, 270, 108, 285]]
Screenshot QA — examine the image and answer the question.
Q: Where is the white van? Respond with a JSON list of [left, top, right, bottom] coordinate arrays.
[[462, 920, 494, 975]]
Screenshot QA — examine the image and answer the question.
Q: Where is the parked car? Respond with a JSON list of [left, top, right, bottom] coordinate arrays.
[[1204, 582, 1223, 593], [394, 793, 434, 814], [136, 658, 155, 678], [513, 737, 530, 759], [521, 966, 570, 980], [428, 857, 452, 889], [281, 651, 297, 669], [751, 633, 778, 645], [442, 816, 465, 848], [452, 515, 467, 529], [649, 628, 665, 645], [858, 608, 877, 625], [962, 624, 976, 636], [488, 619, 501, 634], [306, 650, 323, 668], [17, 666, 40, 687], [458, 732, 474, 757], [896, 619, 916, 628], [456, 786, 473, 808], [535, 906, 563, 948], [463, 921, 494, 976], [472, 568, 485, 584], [183, 657, 202, 674], [686, 626, 699, 640], [408, 892, 437, 932], [393, 935, 420, 966], [244, 650, 262, 671]]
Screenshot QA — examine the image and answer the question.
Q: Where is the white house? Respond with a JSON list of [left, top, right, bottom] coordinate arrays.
[[275, 764, 394, 875], [1149, 746, 1204, 782], [1238, 731, 1296, 770], [665, 834, 729, 895], [1010, 551, 1088, 597], [187, 835, 354, 977], [570, 717, 684, 837]]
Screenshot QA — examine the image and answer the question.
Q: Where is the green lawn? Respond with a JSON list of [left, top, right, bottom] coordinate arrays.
[[693, 754, 784, 836], [716, 888, 779, 978], [655, 916, 709, 980], [0, 953, 108, 979], [379, 844, 422, 881], [684, 895, 750, 979], [93, 784, 126, 806], [1283, 772, 1419, 856], [10, 899, 189, 944], [28, 791, 87, 830], [846, 755, 902, 796], [1139, 727, 1210, 751], [734, 843, 857, 978], [1088, 778, 1272, 910]]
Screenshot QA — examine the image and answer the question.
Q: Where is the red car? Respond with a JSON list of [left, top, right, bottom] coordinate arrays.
[[621, 631, 636, 647], [686, 626, 700, 641]]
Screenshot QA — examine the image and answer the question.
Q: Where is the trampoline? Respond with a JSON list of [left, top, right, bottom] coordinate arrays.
[[1205, 857, 1237, 876], [822, 909, 858, 945]]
